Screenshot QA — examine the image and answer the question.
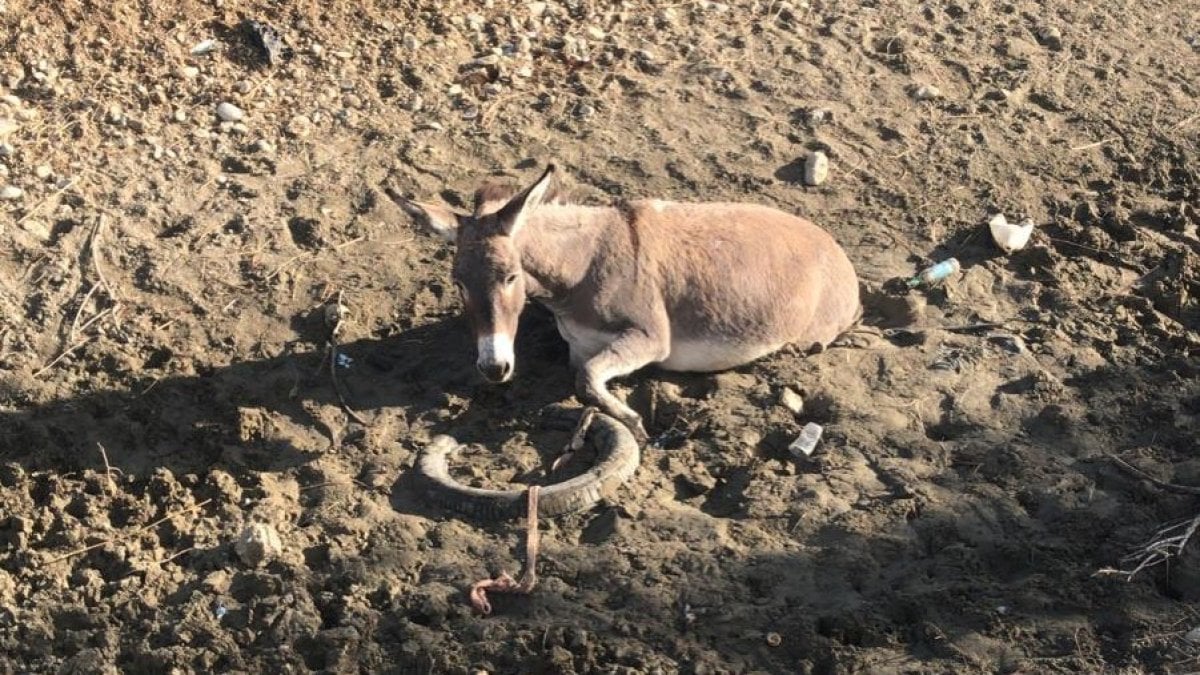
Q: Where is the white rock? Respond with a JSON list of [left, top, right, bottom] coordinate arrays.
[[191, 39, 217, 56], [216, 102, 243, 122], [0, 185, 23, 200], [528, 1, 548, 17], [234, 523, 282, 567], [20, 220, 52, 241], [778, 387, 804, 415], [173, 108, 188, 123], [176, 65, 200, 79], [286, 114, 313, 137], [804, 151, 829, 186], [988, 213, 1035, 254], [914, 84, 942, 100], [34, 164, 52, 180]]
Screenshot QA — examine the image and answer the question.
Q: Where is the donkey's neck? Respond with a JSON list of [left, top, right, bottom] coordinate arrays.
[[515, 204, 625, 303]]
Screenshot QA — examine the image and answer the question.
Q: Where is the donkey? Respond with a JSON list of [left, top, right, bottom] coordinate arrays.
[[387, 164, 861, 444]]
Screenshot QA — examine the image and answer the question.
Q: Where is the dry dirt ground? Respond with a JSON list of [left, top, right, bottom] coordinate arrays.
[[2, 0, 1200, 673]]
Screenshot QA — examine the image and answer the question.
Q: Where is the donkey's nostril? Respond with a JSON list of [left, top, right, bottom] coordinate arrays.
[[478, 361, 513, 383]]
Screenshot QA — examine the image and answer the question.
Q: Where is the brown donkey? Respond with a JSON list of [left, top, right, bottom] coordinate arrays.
[[388, 165, 861, 444]]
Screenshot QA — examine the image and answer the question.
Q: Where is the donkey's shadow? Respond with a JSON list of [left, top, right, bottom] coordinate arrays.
[[0, 307, 578, 481]]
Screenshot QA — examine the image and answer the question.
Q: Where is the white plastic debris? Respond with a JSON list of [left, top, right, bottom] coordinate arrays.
[[804, 151, 829, 186], [988, 213, 1035, 254], [789, 422, 824, 457]]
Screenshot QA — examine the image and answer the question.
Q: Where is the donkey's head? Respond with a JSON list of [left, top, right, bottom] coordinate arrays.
[[393, 165, 557, 383]]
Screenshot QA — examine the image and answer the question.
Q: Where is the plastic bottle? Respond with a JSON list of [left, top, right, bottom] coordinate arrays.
[[907, 258, 961, 288]]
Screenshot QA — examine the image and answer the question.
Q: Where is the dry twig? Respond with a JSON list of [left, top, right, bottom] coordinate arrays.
[[1095, 514, 1200, 581], [1107, 453, 1200, 495], [43, 499, 213, 566], [96, 442, 119, 495]]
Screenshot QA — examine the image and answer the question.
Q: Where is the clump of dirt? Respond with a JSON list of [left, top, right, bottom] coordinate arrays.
[[1, 0, 1199, 672]]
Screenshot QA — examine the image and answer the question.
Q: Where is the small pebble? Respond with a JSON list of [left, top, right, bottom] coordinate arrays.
[[778, 387, 804, 415], [766, 632, 782, 647], [191, 39, 217, 56], [216, 102, 244, 122], [804, 151, 829, 186], [913, 84, 942, 100], [286, 114, 313, 137], [235, 522, 283, 567], [173, 108, 188, 123], [515, 66, 533, 78], [575, 102, 596, 118], [107, 103, 125, 125], [528, 1, 548, 17], [1037, 26, 1063, 50], [447, 84, 463, 97], [586, 26, 606, 40], [20, 220, 52, 241], [235, 81, 253, 95], [807, 107, 832, 124], [402, 34, 420, 50], [0, 184, 23, 200], [0, 142, 12, 157], [176, 65, 200, 79], [252, 139, 275, 153], [34, 164, 52, 180]]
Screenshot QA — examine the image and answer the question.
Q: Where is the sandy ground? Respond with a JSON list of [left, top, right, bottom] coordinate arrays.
[[2, 0, 1200, 672]]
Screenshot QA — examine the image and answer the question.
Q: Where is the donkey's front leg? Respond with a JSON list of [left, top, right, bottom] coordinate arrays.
[[575, 329, 669, 445]]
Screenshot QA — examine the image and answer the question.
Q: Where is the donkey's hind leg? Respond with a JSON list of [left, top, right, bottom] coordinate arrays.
[[574, 329, 668, 445]]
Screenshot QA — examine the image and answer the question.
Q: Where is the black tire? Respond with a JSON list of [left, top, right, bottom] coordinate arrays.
[[415, 413, 641, 521]]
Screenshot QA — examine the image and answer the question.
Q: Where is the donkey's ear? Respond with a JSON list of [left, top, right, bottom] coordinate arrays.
[[385, 187, 466, 243], [497, 163, 556, 236]]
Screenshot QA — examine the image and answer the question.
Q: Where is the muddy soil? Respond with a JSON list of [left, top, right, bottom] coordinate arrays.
[[2, 0, 1200, 673]]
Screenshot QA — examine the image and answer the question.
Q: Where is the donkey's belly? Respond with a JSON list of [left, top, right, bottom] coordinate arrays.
[[659, 338, 781, 372]]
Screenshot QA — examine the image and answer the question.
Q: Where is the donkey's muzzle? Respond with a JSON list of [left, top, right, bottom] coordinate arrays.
[[477, 361, 513, 383], [476, 333, 515, 383]]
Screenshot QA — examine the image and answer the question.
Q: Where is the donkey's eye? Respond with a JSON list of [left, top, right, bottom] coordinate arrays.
[[504, 273, 519, 286]]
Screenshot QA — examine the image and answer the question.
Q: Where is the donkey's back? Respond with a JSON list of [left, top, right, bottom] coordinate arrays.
[[625, 199, 860, 371]]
